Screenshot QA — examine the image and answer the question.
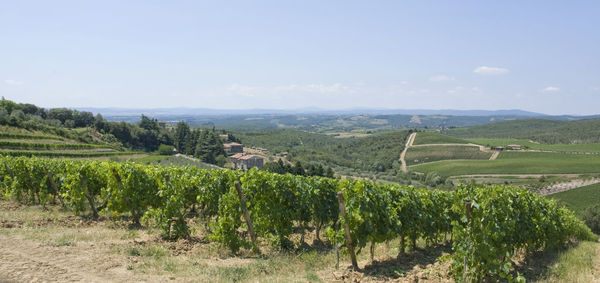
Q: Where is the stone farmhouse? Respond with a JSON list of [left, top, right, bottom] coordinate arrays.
[[230, 153, 264, 170], [223, 142, 243, 153]]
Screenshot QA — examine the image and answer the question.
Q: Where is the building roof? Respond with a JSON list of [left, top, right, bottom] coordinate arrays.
[[239, 155, 262, 160], [224, 142, 243, 147], [230, 153, 262, 160], [230, 153, 244, 159]]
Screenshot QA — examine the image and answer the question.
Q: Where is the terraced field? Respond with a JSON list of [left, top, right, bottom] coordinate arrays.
[[0, 130, 144, 159]]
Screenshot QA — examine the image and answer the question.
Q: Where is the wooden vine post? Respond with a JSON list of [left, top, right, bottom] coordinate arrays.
[[463, 200, 472, 281], [164, 174, 175, 238], [337, 191, 359, 270], [234, 181, 258, 253], [45, 168, 65, 207], [3, 161, 14, 180], [81, 176, 99, 219]]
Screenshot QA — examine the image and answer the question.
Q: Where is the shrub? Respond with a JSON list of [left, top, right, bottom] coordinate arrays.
[[157, 144, 175, 155], [581, 204, 600, 235]]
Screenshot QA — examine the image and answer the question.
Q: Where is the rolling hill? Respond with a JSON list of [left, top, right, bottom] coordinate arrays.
[[445, 118, 600, 144]]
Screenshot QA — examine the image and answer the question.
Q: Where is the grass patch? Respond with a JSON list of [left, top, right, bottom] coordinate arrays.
[[530, 241, 599, 282], [412, 132, 470, 145], [405, 145, 491, 165], [127, 246, 168, 258], [136, 155, 221, 169], [132, 155, 171, 163]]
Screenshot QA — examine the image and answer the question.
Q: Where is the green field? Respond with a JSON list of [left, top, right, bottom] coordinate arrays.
[[410, 151, 600, 176], [412, 132, 470, 145], [467, 138, 600, 153], [405, 145, 491, 165], [549, 183, 600, 215]]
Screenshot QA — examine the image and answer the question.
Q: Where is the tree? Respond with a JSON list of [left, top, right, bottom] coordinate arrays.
[[48, 108, 73, 124], [94, 114, 109, 133], [582, 204, 600, 234], [157, 144, 175, 155], [194, 130, 226, 164], [292, 161, 306, 176], [174, 122, 191, 154], [139, 115, 159, 131], [73, 111, 95, 127]]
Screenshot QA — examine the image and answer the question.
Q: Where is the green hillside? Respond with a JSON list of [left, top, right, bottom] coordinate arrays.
[[0, 125, 142, 159], [549, 183, 600, 215], [446, 118, 600, 144], [236, 129, 409, 172]]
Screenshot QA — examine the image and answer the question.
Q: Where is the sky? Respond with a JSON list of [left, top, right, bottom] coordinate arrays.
[[1, 1, 599, 115]]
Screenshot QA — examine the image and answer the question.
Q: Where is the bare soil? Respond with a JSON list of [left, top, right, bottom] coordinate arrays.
[[0, 200, 457, 282]]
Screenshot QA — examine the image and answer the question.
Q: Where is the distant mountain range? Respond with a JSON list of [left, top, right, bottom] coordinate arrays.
[[76, 107, 600, 131], [78, 107, 549, 117]]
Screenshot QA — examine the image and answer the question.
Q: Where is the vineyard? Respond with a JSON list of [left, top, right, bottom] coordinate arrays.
[[0, 156, 596, 281], [0, 127, 147, 160]]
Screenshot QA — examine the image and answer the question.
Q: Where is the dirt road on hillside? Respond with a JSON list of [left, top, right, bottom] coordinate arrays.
[[489, 151, 500, 160], [400, 132, 417, 173]]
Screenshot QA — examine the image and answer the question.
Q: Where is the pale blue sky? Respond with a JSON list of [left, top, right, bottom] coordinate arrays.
[[1, 1, 599, 114]]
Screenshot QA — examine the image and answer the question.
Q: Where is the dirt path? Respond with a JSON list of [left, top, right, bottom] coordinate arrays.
[[0, 234, 140, 282], [489, 151, 500, 160], [537, 178, 600, 196], [400, 132, 417, 173]]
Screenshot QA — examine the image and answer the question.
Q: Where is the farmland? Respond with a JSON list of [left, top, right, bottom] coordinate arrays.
[[550, 183, 600, 215], [446, 118, 600, 144], [410, 151, 600, 176], [467, 138, 600, 153], [404, 145, 491, 166], [0, 156, 597, 282], [411, 131, 470, 145]]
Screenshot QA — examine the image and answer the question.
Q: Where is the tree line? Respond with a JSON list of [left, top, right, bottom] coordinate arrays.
[[0, 98, 227, 166], [263, 159, 335, 178]]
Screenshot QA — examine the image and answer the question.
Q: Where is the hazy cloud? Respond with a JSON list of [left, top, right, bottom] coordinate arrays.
[[429, 75, 455, 82], [447, 86, 482, 94], [225, 83, 356, 97], [4, 79, 24, 85], [541, 86, 560, 93], [473, 66, 510, 75]]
